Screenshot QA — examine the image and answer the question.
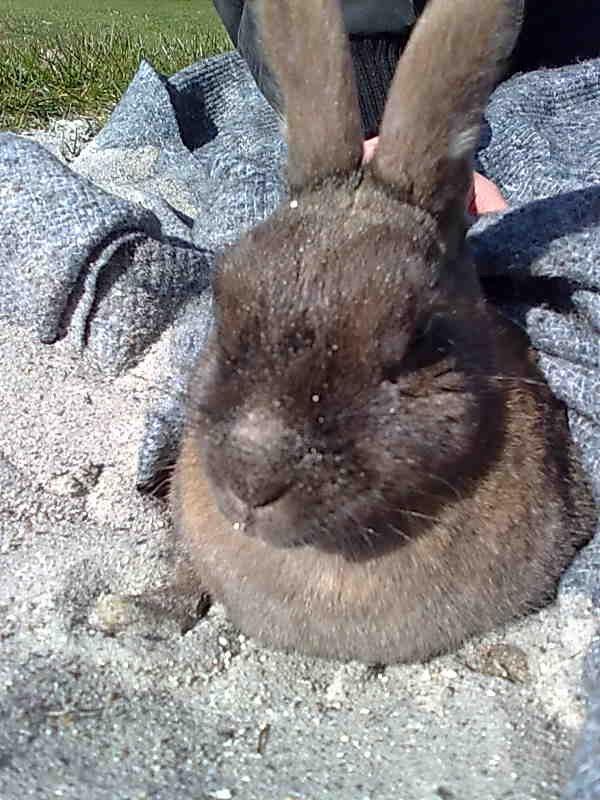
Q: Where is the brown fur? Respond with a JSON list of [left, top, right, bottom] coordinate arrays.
[[258, 0, 363, 192], [164, 0, 593, 663], [174, 306, 592, 663], [374, 0, 524, 239]]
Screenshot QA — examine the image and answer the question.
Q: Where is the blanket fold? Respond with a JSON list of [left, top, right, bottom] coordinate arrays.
[[0, 49, 598, 797]]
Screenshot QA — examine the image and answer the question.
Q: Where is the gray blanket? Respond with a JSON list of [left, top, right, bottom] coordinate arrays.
[[0, 51, 598, 797]]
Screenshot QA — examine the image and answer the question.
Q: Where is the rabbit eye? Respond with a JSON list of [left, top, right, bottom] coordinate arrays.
[[283, 328, 315, 356], [413, 319, 432, 345], [382, 316, 451, 383]]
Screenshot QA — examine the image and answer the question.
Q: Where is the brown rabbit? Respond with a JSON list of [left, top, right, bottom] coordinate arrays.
[[168, 0, 594, 664]]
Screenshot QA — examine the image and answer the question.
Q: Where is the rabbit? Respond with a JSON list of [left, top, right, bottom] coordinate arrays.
[[166, 0, 595, 665]]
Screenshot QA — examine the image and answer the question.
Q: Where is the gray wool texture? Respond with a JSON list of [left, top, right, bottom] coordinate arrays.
[[0, 51, 598, 797]]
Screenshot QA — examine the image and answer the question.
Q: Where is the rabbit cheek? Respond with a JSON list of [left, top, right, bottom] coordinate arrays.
[[365, 389, 485, 506]]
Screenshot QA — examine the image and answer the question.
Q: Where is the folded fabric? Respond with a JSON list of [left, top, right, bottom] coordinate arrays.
[[0, 50, 598, 797]]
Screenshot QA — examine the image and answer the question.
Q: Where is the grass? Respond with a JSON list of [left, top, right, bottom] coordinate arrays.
[[0, 1, 231, 131]]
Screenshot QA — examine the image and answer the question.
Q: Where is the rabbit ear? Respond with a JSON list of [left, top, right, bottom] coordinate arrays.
[[258, 0, 363, 193], [373, 0, 523, 231]]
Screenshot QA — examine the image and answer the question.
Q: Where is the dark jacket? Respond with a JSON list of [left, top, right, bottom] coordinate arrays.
[[214, 0, 420, 41], [213, 0, 600, 138], [213, 0, 417, 137]]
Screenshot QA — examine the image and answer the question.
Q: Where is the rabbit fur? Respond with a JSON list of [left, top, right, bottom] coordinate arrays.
[[167, 0, 594, 663]]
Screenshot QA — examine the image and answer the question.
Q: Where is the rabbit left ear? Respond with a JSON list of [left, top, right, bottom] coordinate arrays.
[[257, 0, 364, 193]]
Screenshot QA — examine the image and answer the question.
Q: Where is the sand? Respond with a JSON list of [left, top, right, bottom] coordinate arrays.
[[0, 315, 597, 800]]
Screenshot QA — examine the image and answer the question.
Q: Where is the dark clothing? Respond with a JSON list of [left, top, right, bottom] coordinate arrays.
[[213, 0, 415, 137], [212, 0, 600, 138], [510, 1, 600, 73], [213, 0, 418, 42]]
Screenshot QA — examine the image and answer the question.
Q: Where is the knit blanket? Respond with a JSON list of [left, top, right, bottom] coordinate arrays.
[[0, 51, 598, 798]]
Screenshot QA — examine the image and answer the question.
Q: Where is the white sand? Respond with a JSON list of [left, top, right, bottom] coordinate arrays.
[[0, 317, 596, 799]]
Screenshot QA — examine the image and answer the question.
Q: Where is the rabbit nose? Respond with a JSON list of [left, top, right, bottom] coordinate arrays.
[[227, 410, 295, 508]]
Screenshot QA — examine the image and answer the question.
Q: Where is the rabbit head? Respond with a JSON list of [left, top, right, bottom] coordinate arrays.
[[170, 0, 592, 663], [185, 0, 524, 555]]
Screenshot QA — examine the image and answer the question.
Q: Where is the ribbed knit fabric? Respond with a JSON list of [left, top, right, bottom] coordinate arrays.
[[349, 34, 407, 138]]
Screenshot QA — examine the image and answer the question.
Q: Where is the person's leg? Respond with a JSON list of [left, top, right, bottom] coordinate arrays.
[[212, 0, 245, 45], [222, 3, 408, 137], [511, 0, 600, 74], [236, 1, 284, 118]]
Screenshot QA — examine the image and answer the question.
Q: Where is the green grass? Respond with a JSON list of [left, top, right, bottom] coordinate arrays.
[[0, 1, 232, 131]]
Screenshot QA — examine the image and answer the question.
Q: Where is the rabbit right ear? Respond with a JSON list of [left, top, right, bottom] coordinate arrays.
[[373, 0, 523, 234], [257, 0, 364, 193]]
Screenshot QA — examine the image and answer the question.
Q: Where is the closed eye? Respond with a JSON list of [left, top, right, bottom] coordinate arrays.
[[282, 327, 315, 357], [382, 316, 453, 383]]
